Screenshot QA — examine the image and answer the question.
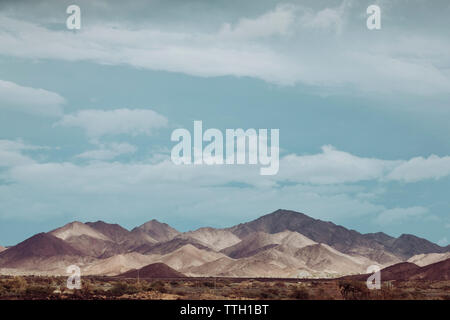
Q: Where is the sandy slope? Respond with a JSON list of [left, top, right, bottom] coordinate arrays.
[[83, 252, 157, 276], [292, 243, 370, 275], [0, 246, 6, 253], [187, 249, 315, 278], [221, 230, 317, 258], [83, 244, 227, 276], [175, 231, 374, 278], [182, 228, 241, 251], [186, 255, 290, 278], [407, 252, 450, 266], [188, 241, 373, 278], [157, 244, 227, 271]]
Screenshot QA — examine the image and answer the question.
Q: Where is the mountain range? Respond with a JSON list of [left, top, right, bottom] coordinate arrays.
[[0, 209, 448, 279]]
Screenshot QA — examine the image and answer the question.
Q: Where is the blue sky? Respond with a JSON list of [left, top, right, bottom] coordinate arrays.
[[0, 0, 449, 246]]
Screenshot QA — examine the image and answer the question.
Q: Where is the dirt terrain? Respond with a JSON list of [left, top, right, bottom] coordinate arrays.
[[0, 275, 448, 300]]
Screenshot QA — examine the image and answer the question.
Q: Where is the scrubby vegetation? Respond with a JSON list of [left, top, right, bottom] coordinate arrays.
[[0, 276, 448, 300]]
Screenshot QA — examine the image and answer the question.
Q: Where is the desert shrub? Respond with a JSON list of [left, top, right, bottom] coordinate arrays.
[[242, 288, 276, 300], [150, 281, 167, 293], [169, 280, 179, 287], [126, 283, 140, 294], [174, 289, 187, 296], [200, 281, 215, 288], [9, 276, 28, 294], [315, 288, 332, 300], [80, 279, 93, 295], [110, 282, 139, 296], [110, 282, 127, 296], [25, 285, 54, 296], [136, 282, 151, 292], [399, 291, 412, 299], [290, 288, 310, 300], [338, 281, 369, 300], [267, 288, 280, 296], [258, 291, 270, 299], [220, 280, 232, 288], [0, 277, 29, 296]]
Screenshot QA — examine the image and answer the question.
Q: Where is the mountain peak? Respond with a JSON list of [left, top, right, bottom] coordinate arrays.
[[390, 233, 446, 259], [49, 221, 112, 241], [140, 219, 168, 228], [135, 219, 180, 242], [227, 209, 406, 264], [269, 209, 309, 218], [0, 233, 83, 268], [86, 221, 132, 244], [363, 232, 396, 245], [398, 233, 420, 240]]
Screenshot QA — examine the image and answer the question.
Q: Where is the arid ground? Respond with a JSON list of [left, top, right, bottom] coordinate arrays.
[[0, 276, 448, 300]]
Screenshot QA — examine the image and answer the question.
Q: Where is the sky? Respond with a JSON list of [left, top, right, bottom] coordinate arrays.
[[0, 0, 449, 246]]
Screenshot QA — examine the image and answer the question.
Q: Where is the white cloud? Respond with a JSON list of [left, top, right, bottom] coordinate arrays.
[[0, 140, 36, 167], [0, 80, 64, 117], [0, 5, 449, 95], [386, 154, 450, 182], [219, 4, 296, 39], [54, 109, 168, 138], [278, 145, 399, 184], [278, 146, 450, 185], [299, 2, 349, 33], [373, 206, 429, 225], [76, 142, 137, 160], [0, 141, 447, 229], [0, 139, 43, 152], [0, 139, 53, 167], [0, 156, 383, 222], [3, 140, 450, 186]]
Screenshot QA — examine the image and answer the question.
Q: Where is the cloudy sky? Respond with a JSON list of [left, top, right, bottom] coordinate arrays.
[[0, 0, 449, 246]]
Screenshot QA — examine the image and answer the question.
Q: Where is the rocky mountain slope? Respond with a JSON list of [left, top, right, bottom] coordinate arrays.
[[1, 209, 448, 278], [407, 252, 450, 267], [227, 209, 442, 264]]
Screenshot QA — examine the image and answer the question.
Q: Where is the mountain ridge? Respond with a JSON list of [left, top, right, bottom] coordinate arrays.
[[1, 209, 448, 277], [226, 209, 446, 264]]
